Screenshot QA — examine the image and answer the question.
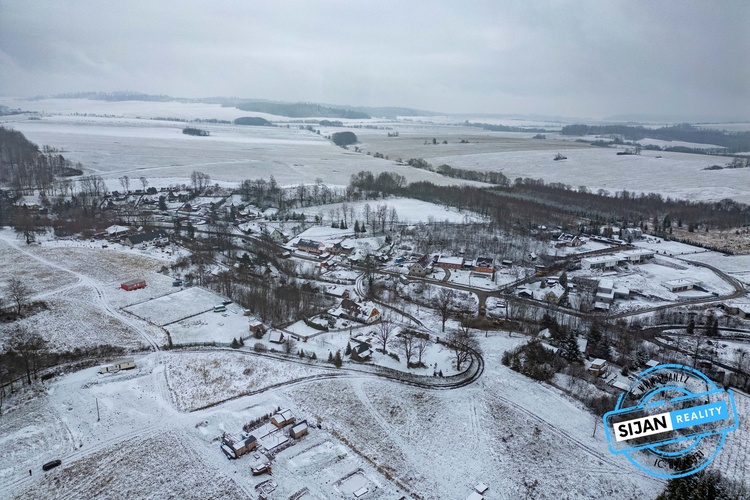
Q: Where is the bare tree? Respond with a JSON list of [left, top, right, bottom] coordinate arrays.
[[139, 176, 148, 192], [388, 206, 398, 231], [435, 288, 455, 332], [7, 277, 31, 316], [119, 175, 130, 194], [395, 332, 415, 367], [414, 336, 429, 366], [446, 324, 479, 371], [374, 313, 397, 353]]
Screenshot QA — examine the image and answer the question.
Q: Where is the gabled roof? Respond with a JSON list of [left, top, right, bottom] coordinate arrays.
[[127, 230, 168, 245]]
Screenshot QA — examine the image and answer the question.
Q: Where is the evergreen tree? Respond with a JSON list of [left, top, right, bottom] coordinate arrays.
[[354, 220, 360, 233], [239, 337, 244, 346], [311, 352, 317, 360], [345, 342, 352, 356], [230, 337, 240, 349], [561, 334, 581, 362], [327, 351, 334, 363], [334, 350, 343, 368]]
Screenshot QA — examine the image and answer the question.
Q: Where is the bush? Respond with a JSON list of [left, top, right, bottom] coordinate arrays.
[[503, 339, 565, 381], [388, 352, 400, 362], [254, 343, 267, 353]]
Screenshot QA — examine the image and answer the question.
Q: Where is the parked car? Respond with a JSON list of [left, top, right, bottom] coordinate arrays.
[[42, 459, 62, 471]]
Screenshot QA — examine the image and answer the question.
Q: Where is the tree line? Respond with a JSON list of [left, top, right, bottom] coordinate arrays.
[[562, 123, 750, 153]]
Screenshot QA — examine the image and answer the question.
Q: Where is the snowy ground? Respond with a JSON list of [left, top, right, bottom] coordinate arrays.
[[163, 350, 337, 411]]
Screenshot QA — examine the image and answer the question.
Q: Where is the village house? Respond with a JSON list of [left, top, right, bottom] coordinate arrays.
[[333, 298, 381, 324], [248, 319, 267, 337], [580, 255, 619, 271], [349, 339, 372, 362], [620, 227, 644, 241], [472, 257, 495, 274], [409, 254, 432, 277], [297, 239, 326, 255], [555, 233, 584, 247], [270, 228, 291, 243], [662, 278, 703, 293], [588, 358, 608, 376]]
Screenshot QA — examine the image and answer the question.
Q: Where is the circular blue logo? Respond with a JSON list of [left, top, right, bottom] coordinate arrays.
[[603, 364, 739, 479]]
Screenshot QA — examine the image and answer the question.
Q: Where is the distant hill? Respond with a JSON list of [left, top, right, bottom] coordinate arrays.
[[234, 101, 370, 119], [38, 91, 438, 119]]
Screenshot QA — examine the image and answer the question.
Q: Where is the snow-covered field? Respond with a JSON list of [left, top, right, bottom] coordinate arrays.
[[163, 351, 337, 411], [426, 146, 750, 204], [5, 98, 749, 205]]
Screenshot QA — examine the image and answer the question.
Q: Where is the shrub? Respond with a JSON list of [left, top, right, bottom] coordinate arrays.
[[254, 343, 267, 353]]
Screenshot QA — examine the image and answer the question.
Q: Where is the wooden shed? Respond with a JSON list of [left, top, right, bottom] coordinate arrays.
[[289, 420, 309, 439]]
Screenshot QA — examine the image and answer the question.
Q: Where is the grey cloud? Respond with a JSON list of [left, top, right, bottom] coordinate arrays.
[[0, 0, 747, 120]]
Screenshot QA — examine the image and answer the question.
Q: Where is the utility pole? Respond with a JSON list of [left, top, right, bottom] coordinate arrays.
[[96, 398, 100, 422]]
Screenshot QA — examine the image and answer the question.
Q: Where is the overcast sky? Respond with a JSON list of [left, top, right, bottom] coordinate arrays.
[[1, 0, 748, 120]]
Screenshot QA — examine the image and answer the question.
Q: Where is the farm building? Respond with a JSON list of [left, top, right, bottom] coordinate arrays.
[[271, 409, 295, 428], [268, 331, 285, 344], [333, 299, 381, 324], [290, 420, 309, 439], [121, 279, 146, 291], [435, 255, 464, 269], [297, 239, 325, 255], [124, 230, 169, 247], [662, 278, 703, 292], [99, 358, 136, 374]]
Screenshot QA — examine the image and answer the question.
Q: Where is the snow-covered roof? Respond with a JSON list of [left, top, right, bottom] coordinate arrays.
[[437, 255, 464, 265], [590, 358, 607, 368], [269, 330, 284, 343], [105, 224, 130, 235], [611, 381, 630, 392], [598, 278, 614, 291]]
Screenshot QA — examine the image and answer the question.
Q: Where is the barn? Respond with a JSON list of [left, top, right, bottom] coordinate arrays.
[[121, 279, 146, 291]]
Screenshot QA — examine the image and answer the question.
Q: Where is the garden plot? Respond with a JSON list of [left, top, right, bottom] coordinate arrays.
[[165, 304, 251, 345], [163, 351, 336, 412], [123, 286, 222, 326]]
